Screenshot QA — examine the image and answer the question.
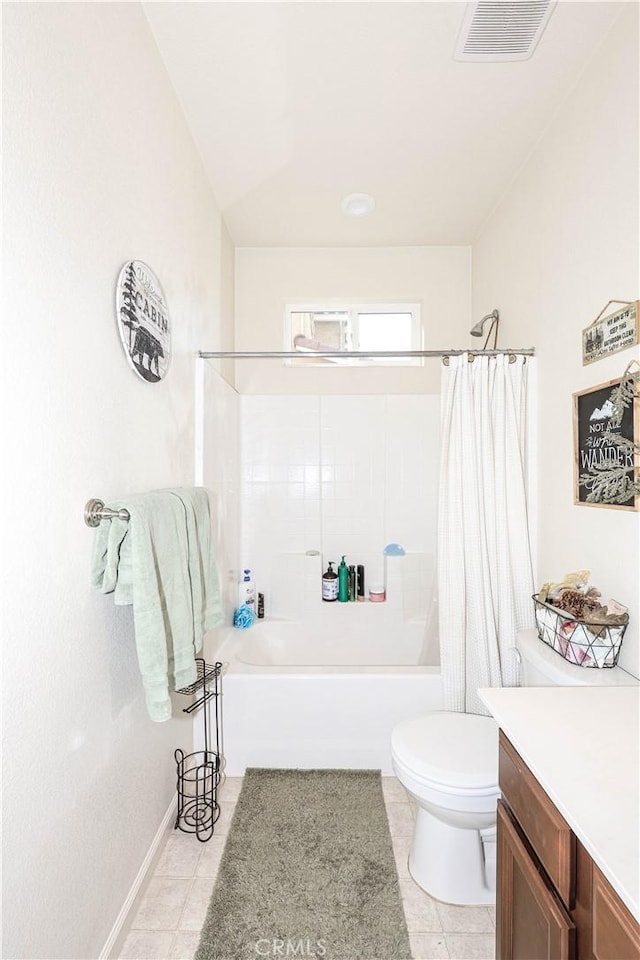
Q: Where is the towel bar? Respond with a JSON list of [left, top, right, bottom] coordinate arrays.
[[84, 498, 130, 527]]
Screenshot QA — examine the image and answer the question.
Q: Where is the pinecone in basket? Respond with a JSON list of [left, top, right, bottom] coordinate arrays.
[[554, 589, 602, 619]]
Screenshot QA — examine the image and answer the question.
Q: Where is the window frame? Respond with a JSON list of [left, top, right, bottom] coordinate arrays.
[[284, 301, 423, 366]]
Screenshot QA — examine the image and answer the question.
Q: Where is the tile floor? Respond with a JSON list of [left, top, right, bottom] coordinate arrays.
[[119, 776, 496, 960]]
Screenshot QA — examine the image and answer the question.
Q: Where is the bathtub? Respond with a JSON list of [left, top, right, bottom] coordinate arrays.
[[207, 610, 442, 775]]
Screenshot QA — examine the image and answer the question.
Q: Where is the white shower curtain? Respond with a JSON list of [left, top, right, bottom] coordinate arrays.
[[438, 354, 536, 715]]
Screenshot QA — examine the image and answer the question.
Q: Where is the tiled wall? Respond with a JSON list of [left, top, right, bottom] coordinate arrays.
[[241, 395, 440, 617], [202, 365, 241, 635]]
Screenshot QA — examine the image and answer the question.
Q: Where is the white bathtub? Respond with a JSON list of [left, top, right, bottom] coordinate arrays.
[[207, 612, 442, 775]]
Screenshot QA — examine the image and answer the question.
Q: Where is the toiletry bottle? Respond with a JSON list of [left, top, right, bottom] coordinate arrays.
[[338, 556, 349, 602], [357, 565, 365, 602], [322, 562, 338, 602], [257, 593, 265, 619], [348, 565, 356, 601], [238, 569, 256, 610]]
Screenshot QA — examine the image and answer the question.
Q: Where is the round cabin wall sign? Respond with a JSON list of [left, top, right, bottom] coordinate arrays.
[[116, 260, 171, 383]]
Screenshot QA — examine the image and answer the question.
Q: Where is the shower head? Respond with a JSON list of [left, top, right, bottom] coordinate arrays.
[[470, 309, 499, 337]]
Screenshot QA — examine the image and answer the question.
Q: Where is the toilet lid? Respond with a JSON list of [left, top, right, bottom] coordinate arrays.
[[391, 712, 498, 791]]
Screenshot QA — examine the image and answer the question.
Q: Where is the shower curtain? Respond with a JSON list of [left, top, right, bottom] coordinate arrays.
[[438, 354, 536, 715]]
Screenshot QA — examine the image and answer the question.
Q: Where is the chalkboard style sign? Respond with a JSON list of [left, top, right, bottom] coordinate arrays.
[[573, 377, 638, 511], [116, 261, 171, 383]]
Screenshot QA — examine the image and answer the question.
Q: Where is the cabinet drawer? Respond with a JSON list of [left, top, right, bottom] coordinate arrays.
[[591, 864, 640, 960], [499, 732, 575, 907]]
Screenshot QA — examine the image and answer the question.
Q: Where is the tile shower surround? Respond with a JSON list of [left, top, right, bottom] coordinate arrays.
[[202, 366, 241, 623], [241, 395, 440, 615], [119, 775, 496, 960]]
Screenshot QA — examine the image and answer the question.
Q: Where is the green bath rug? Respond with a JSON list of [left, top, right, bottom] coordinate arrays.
[[195, 768, 411, 960]]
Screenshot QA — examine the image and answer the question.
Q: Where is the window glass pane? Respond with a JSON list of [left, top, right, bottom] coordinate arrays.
[[357, 313, 413, 352], [290, 311, 350, 352], [311, 313, 348, 350]]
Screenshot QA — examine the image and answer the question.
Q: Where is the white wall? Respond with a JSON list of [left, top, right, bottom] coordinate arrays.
[[235, 246, 473, 394], [472, 6, 639, 678], [2, 5, 235, 958]]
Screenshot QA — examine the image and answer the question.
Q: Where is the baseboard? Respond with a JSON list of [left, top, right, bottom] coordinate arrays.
[[100, 795, 177, 960]]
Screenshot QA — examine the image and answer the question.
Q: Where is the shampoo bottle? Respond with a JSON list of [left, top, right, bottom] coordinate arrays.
[[338, 556, 349, 602], [348, 565, 356, 601], [238, 569, 256, 611]]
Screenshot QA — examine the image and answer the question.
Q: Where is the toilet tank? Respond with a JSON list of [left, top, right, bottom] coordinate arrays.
[[516, 629, 639, 687]]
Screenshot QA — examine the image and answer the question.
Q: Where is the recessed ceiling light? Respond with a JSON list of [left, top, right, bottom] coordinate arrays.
[[341, 193, 375, 217]]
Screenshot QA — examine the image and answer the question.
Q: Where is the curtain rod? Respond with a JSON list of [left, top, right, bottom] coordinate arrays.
[[198, 348, 535, 360]]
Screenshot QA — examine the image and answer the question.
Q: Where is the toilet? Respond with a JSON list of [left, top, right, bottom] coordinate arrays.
[[392, 710, 499, 905], [391, 628, 638, 906]]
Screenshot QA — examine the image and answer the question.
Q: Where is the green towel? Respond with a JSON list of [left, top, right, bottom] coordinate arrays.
[[170, 487, 224, 652], [91, 488, 223, 721]]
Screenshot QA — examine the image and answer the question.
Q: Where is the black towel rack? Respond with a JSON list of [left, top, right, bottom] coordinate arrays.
[[174, 659, 223, 843]]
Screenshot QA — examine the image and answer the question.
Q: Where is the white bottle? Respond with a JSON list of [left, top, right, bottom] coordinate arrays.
[[238, 569, 256, 611]]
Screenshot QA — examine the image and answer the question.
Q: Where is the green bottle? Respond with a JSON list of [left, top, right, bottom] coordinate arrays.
[[338, 556, 349, 602]]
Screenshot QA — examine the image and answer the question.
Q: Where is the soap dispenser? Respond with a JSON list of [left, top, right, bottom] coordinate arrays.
[[338, 556, 349, 602], [322, 561, 338, 602]]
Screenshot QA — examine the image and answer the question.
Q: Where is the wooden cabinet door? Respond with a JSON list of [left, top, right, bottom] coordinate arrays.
[[591, 864, 640, 960], [497, 800, 575, 960], [499, 732, 576, 907]]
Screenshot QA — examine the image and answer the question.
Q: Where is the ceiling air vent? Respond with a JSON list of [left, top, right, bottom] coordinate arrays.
[[454, 1, 556, 62]]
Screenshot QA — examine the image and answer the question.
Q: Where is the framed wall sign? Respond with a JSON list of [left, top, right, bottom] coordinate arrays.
[[573, 377, 639, 511], [116, 260, 171, 382], [582, 300, 639, 366]]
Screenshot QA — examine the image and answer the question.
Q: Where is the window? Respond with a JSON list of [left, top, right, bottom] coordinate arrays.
[[285, 303, 422, 366]]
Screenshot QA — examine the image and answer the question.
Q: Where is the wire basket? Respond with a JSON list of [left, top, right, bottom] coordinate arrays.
[[532, 594, 627, 668]]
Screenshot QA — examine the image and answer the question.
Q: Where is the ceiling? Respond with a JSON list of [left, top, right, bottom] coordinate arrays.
[[144, 2, 624, 247]]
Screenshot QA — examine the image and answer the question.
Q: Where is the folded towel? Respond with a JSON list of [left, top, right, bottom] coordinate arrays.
[[91, 488, 223, 721]]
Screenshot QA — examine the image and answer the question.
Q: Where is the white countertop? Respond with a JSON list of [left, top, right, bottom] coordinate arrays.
[[479, 685, 640, 921]]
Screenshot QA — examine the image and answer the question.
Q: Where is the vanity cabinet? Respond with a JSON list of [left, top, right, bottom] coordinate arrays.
[[497, 801, 575, 959], [497, 732, 640, 960]]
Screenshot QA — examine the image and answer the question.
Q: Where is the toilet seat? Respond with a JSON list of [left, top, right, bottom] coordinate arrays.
[[391, 711, 499, 793]]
